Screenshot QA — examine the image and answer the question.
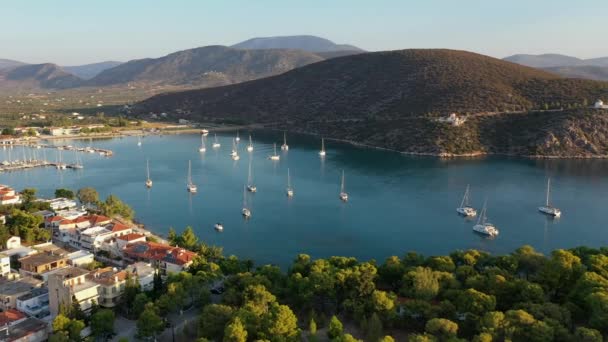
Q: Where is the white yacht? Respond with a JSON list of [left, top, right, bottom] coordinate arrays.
[[242, 185, 251, 218], [186, 160, 197, 193], [212, 134, 221, 148], [269, 143, 280, 160], [214, 223, 224, 231], [538, 178, 561, 217], [456, 185, 477, 217], [247, 135, 254, 152], [246, 160, 257, 192], [281, 132, 289, 151], [339, 170, 348, 202], [145, 159, 153, 188], [473, 201, 499, 237], [235, 130, 240, 142], [319, 138, 326, 157], [286, 168, 294, 197], [198, 135, 206, 152]]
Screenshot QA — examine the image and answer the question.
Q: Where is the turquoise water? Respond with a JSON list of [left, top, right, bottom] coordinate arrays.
[[2, 132, 608, 267]]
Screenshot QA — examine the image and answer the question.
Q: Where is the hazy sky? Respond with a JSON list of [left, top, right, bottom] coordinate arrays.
[[2, 0, 607, 65]]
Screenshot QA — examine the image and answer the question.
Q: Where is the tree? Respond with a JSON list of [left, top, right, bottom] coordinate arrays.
[[77, 187, 99, 205], [54, 188, 75, 200], [425, 318, 458, 339], [199, 304, 234, 340], [181, 226, 198, 250], [328, 316, 343, 339], [91, 309, 115, 339], [366, 313, 384, 342], [137, 304, 164, 339], [224, 317, 247, 342]]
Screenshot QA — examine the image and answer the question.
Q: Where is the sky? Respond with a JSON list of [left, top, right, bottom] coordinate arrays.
[[2, 0, 607, 65]]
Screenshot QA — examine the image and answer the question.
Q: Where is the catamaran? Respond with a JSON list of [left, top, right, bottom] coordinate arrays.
[[186, 160, 197, 193], [473, 201, 499, 237], [145, 159, 153, 188], [286, 168, 294, 197], [456, 185, 476, 217], [235, 130, 240, 142], [242, 185, 251, 218], [247, 135, 254, 152], [212, 134, 221, 148], [319, 138, 326, 157], [269, 143, 280, 160], [339, 170, 348, 202], [538, 178, 561, 217], [199, 135, 206, 152], [281, 132, 289, 151], [247, 159, 257, 192]]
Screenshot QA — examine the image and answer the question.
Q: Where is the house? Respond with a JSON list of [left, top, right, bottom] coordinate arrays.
[[594, 99, 608, 109], [89, 267, 128, 308], [16, 288, 50, 320], [123, 241, 196, 275], [0, 315, 49, 341], [18, 252, 69, 280], [0, 278, 43, 311], [48, 267, 99, 318]]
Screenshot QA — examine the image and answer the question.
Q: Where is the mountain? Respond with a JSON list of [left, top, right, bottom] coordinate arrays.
[[0, 58, 27, 70], [503, 54, 585, 68], [63, 61, 122, 79], [231, 35, 364, 53], [136, 49, 608, 157], [0, 63, 82, 89], [86, 45, 324, 87], [543, 65, 608, 81]]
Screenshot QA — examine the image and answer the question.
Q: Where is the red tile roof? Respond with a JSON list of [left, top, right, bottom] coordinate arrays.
[[0, 309, 26, 325], [124, 241, 196, 266]]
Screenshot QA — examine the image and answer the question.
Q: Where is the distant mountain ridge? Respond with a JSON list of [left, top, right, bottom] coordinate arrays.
[[231, 35, 364, 52], [63, 61, 122, 79]]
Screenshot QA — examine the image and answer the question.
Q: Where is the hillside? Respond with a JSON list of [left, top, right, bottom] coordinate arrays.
[[63, 61, 122, 79], [543, 65, 608, 81], [0, 58, 26, 70], [86, 45, 324, 87], [0, 63, 82, 89], [231, 35, 364, 52], [136, 49, 608, 157]]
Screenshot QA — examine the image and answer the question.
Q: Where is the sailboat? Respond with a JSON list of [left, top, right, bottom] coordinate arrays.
[[231, 139, 240, 160], [235, 130, 240, 142], [456, 185, 476, 217], [247, 160, 257, 192], [319, 138, 326, 157], [281, 132, 289, 151], [473, 200, 499, 237], [212, 134, 221, 148], [538, 178, 561, 217], [247, 134, 254, 152], [198, 135, 206, 152], [186, 160, 197, 193], [269, 143, 280, 160], [137, 136, 142, 146], [339, 170, 348, 201], [145, 159, 153, 188], [286, 168, 294, 197], [242, 185, 251, 218]]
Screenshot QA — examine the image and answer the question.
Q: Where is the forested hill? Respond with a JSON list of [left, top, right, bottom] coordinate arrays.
[[135, 49, 608, 157]]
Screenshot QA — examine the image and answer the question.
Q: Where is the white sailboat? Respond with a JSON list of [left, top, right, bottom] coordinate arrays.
[[319, 138, 326, 157], [538, 178, 561, 217], [339, 170, 348, 201], [145, 159, 153, 188], [473, 201, 499, 237], [212, 134, 221, 148], [269, 143, 280, 160], [198, 135, 206, 152], [231, 139, 240, 160], [281, 131, 289, 151], [456, 185, 476, 217], [247, 134, 254, 152], [242, 185, 251, 218], [186, 160, 197, 193], [235, 130, 240, 142], [247, 160, 257, 192], [286, 168, 294, 197]]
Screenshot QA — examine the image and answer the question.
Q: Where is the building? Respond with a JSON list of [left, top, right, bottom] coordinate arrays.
[[0, 315, 48, 342], [16, 288, 50, 320], [594, 99, 608, 109], [18, 253, 69, 280], [123, 241, 196, 275], [48, 267, 99, 318], [0, 278, 43, 311]]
